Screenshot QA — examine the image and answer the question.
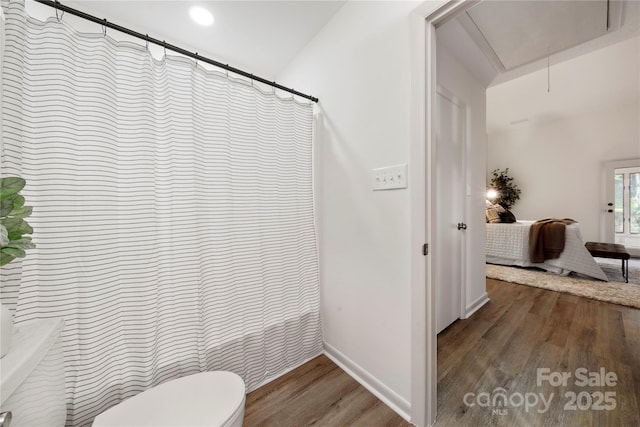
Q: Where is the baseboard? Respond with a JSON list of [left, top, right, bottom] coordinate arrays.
[[464, 292, 490, 318], [323, 342, 411, 422]]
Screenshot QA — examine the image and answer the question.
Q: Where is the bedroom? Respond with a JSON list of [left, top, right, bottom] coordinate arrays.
[[433, 1, 640, 425], [485, 36, 640, 255], [435, 0, 639, 292], [483, 35, 640, 288]]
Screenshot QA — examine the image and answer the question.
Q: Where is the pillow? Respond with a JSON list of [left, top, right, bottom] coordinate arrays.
[[492, 203, 506, 213], [485, 207, 501, 223], [499, 210, 516, 223]]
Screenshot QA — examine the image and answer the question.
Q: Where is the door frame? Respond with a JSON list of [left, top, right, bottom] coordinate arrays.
[[409, 1, 477, 426]]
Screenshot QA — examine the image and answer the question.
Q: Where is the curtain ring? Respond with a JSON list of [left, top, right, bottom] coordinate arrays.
[[163, 41, 166, 57], [54, 1, 63, 21], [145, 35, 149, 51], [195, 53, 199, 68], [102, 19, 107, 37]]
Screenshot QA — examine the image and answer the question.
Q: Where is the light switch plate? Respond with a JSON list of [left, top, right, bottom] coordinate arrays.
[[372, 164, 408, 190]]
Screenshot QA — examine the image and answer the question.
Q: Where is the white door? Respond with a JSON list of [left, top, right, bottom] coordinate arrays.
[[435, 87, 466, 334], [614, 167, 640, 256], [603, 159, 640, 257]]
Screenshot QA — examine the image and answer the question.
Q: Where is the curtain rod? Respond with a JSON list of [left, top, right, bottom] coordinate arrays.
[[33, 0, 319, 103]]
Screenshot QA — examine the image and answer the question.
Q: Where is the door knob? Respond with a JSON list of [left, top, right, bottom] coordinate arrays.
[[457, 222, 467, 230], [607, 202, 613, 206], [607, 210, 613, 213]]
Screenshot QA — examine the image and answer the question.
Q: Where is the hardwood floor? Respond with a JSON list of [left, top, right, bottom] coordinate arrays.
[[244, 278, 640, 426], [436, 278, 640, 426], [244, 355, 411, 427]]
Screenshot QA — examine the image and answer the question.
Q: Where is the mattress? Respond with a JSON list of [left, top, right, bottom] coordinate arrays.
[[486, 220, 608, 281]]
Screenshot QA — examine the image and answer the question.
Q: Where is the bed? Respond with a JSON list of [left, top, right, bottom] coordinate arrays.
[[486, 220, 608, 281]]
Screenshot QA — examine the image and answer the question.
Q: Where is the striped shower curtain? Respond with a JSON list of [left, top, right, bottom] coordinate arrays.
[[0, 1, 321, 425]]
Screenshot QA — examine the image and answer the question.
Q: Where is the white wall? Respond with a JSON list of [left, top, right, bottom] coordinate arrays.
[[436, 42, 489, 316], [277, 0, 427, 416], [487, 102, 640, 242]]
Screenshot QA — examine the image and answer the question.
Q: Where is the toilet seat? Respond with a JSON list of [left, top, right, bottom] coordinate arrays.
[[92, 371, 246, 427]]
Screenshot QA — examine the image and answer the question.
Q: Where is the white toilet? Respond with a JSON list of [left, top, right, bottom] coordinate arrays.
[[0, 313, 245, 427], [92, 371, 246, 427]]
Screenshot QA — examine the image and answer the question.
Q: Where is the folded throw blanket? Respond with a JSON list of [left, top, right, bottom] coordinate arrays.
[[529, 218, 576, 263]]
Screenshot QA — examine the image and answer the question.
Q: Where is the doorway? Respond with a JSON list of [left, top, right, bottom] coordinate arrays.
[[603, 159, 640, 256], [614, 166, 640, 255], [411, 1, 639, 425]]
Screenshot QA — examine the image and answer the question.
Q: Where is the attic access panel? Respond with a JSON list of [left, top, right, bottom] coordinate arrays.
[[463, 0, 609, 71]]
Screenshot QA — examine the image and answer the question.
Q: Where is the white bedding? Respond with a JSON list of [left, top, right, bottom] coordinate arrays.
[[486, 220, 608, 281]]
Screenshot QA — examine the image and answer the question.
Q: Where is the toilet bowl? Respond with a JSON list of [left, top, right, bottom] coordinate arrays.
[[92, 371, 246, 427]]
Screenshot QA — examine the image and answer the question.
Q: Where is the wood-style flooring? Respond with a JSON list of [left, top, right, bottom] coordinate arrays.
[[243, 354, 411, 427], [244, 277, 640, 426], [436, 278, 640, 426]]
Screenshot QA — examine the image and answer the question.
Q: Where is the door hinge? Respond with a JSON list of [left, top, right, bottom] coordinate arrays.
[[422, 243, 429, 256]]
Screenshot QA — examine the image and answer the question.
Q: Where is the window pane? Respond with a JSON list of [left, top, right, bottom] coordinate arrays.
[[631, 172, 640, 234], [615, 173, 624, 233]]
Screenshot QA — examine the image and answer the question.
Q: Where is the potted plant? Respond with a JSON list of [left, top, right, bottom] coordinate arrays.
[[1, 176, 35, 356], [1, 177, 35, 265], [488, 168, 521, 211]]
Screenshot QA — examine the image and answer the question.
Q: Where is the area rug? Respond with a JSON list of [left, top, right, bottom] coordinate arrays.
[[595, 258, 640, 284], [486, 260, 640, 309]]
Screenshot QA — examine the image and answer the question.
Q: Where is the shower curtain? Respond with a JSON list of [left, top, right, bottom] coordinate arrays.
[[0, 1, 321, 425]]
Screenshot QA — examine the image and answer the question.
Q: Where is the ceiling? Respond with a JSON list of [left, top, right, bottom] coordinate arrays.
[[486, 35, 640, 135], [25, 0, 346, 80], [23, 0, 640, 136], [460, 0, 611, 72], [437, 0, 640, 135]]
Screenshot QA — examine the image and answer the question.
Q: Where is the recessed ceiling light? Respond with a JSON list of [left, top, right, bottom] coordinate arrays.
[[189, 6, 214, 26]]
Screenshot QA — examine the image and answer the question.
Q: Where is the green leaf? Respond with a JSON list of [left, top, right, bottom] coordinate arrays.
[[1, 217, 20, 229], [0, 199, 13, 217], [9, 206, 33, 219], [6, 237, 35, 251], [21, 219, 34, 235], [1, 246, 25, 259], [0, 177, 26, 201], [12, 195, 25, 210], [2, 218, 33, 240], [0, 252, 16, 266]]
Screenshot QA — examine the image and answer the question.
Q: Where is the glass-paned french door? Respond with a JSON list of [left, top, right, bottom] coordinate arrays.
[[615, 167, 640, 248], [631, 172, 640, 234], [615, 173, 624, 233]]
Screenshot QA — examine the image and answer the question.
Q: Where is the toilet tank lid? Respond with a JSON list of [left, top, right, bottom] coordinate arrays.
[[93, 371, 246, 427]]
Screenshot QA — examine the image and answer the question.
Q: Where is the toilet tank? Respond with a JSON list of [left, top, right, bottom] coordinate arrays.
[[0, 317, 67, 427]]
